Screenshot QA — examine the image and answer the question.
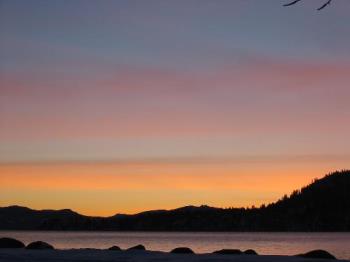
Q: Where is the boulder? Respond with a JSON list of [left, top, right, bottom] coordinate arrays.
[[244, 249, 258, 255], [297, 249, 336, 260], [170, 247, 194, 254], [108, 245, 121, 251], [26, 241, 54, 250], [0, 237, 25, 248], [213, 249, 242, 255], [127, 244, 145, 251]]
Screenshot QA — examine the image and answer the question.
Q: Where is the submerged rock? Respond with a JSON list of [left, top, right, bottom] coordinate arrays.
[[127, 244, 145, 251], [244, 249, 258, 255], [297, 249, 336, 260], [213, 249, 242, 255], [26, 241, 54, 250], [170, 247, 194, 254], [108, 245, 121, 251], [0, 238, 25, 248]]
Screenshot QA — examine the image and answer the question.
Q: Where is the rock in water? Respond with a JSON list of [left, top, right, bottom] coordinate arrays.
[[26, 241, 54, 250], [127, 244, 146, 251], [213, 249, 242, 255], [298, 250, 336, 260], [170, 247, 194, 254], [244, 249, 258, 255], [0, 238, 25, 248], [108, 245, 121, 251]]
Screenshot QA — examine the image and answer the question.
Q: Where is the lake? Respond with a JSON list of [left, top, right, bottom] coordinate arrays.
[[1, 231, 349, 260]]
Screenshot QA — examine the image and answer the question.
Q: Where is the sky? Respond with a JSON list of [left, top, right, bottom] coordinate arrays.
[[1, 0, 350, 216]]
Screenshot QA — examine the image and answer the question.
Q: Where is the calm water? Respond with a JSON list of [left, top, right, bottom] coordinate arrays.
[[1, 231, 349, 259]]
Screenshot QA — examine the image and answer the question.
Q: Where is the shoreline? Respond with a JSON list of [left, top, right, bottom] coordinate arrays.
[[1, 236, 349, 261], [0, 249, 349, 262]]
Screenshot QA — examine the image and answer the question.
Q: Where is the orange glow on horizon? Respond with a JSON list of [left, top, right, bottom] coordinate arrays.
[[0, 162, 345, 216]]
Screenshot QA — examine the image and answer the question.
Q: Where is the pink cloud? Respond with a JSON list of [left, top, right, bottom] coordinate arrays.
[[1, 56, 349, 141]]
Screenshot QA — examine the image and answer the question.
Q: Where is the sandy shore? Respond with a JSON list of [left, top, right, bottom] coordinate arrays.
[[0, 249, 348, 262]]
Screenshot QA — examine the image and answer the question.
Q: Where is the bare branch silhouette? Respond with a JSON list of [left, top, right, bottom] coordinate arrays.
[[283, 0, 302, 7], [317, 0, 332, 10], [283, 0, 333, 10]]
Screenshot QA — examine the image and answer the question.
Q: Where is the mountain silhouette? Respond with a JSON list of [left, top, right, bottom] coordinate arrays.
[[0, 170, 349, 231]]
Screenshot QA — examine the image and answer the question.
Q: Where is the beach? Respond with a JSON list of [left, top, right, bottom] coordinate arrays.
[[0, 249, 348, 262]]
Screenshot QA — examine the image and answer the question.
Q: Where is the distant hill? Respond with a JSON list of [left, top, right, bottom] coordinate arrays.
[[1, 170, 349, 231]]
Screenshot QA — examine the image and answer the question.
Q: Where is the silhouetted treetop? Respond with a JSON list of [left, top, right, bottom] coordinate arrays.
[[0, 170, 349, 231]]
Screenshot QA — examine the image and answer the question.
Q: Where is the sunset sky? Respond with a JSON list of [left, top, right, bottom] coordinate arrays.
[[1, 0, 350, 216]]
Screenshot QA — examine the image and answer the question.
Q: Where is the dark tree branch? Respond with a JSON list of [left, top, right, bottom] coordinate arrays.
[[283, 0, 302, 7], [317, 0, 332, 10], [283, 0, 333, 10]]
